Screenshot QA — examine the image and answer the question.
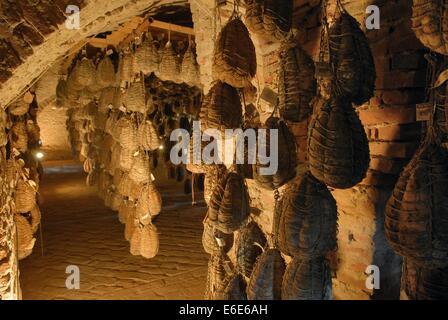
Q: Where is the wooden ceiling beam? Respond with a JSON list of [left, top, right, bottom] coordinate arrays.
[[87, 18, 195, 49]]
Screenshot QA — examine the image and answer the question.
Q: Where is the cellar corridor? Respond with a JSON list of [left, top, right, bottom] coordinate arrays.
[[3, 0, 448, 302], [19, 161, 208, 300]]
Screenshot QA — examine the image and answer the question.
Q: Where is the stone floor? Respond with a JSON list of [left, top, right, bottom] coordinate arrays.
[[19, 161, 208, 300]]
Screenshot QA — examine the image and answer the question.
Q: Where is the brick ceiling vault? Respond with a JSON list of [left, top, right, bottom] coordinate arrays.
[[0, 0, 190, 109]]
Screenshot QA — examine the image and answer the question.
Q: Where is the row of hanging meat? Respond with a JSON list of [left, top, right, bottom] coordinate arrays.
[[0, 92, 42, 300], [66, 91, 166, 259], [64, 57, 206, 260], [382, 0, 448, 299], [190, 0, 379, 299], [56, 29, 200, 111], [62, 46, 164, 259]]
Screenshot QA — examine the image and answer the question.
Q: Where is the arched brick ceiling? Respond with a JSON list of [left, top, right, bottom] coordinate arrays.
[[0, 0, 190, 108]]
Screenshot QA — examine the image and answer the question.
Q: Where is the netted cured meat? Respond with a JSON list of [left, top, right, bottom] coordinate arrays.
[[253, 117, 297, 190], [278, 40, 316, 122], [307, 97, 370, 189], [282, 256, 332, 300], [385, 128, 448, 268], [208, 172, 250, 234], [411, 0, 448, 55], [277, 172, 338, 258], [247, 248, 285, 300], [212, 17, 257, 88], [236, 222, 267, 278]]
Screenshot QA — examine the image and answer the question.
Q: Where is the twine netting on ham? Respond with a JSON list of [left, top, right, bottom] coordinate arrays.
[[125, 77, 147, 114], [278, 39, 316, 122], [199, 81, 243, 133], [129, 151, 151, 184], [243, 0, 293, 42], [401, 258, 448, 300], [202, 218, 234, 255], [212, 16, 257, 88], [277, 172, 338, 258], [181, 42, 201, 87], [204, 165, 228, 206], [114, 116, 138, 150], [385, 127, 448, 268], [282, 256, 332, 300], [428, 55, 448, 146], [247, 248, 286, 300], [253, 117, 297, 190], [129, 221, 159, 259], [96, 55, 116, 88], [157, 41, 180, 82], [215, 273, 248, 300], [138, 120, 160, 151], [119, 147, 134, 172], [307, 97, 370, 189], [118, 200, 135, 224], [208, 172, 250, 234], [119, 48, 135, 84], [186, 137, 210, 174], [30, 205, 41, 234], [14, 214, 36, 260], [411, 0, 448, 55], [327, 7, 376, 105], [236, 221, 267, 278], [134, 32, 159, 75], [135, 183, 162, 224], [136, 223, 159, 259], [73, 57, 96, 89], [35, 66, 60, 106], [205, 252, 232, 300]]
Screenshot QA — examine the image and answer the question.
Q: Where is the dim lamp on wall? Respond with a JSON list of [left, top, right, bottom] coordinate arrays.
[[34, 150, 44, 160]]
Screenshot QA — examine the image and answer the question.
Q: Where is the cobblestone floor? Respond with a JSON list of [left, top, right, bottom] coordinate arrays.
[[19, 161, 208, 300]]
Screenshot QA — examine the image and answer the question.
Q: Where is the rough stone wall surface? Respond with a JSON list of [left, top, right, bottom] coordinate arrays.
[[37, 105, 72, 161]]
